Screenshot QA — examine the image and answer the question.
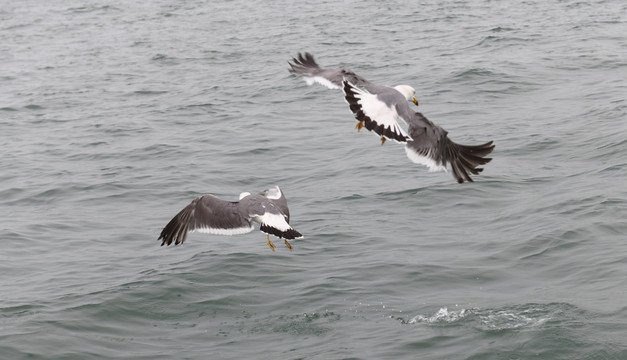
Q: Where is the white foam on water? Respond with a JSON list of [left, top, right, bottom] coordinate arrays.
[[407, 305, 551, 330], [409, 307, 468, 324]]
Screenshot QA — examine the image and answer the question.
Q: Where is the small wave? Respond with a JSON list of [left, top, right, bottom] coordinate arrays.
[[151, 53, 169, 61], [490, 26, 516, 33], [68, 5, 120, 13], [477, 308, 549, 330], [445, 67, 534, 94], [133, 90, 168, 96], [247, 311, 341, 336], [338, 193, 366, 201], [150, 54, 181, 64], [470, 34, 538, 49], [453, 67, 498, 79]]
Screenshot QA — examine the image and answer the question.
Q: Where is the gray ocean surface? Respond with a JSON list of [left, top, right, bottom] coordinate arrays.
[[2, 0, 627, 359]]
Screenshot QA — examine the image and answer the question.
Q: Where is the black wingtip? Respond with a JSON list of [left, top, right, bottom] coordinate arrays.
[[449, 140, 495, 183], [158, 202, 196, 246], [288, 52, 320, 74]]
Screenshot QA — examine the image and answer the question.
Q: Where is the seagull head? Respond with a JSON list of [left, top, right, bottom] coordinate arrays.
[[394, 85, 419, 106], [239, 192, 252, 200]]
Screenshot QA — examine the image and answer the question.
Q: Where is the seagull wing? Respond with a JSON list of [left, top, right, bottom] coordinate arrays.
[[158, 195, 254, 246], [343, 80, 412, 143], [289, 52, 371, 90], [404, 111, 495, 183]]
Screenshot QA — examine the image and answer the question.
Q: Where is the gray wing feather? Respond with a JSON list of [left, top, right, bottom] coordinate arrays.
[[405, 111, 448, 159], [289, 52, 371, 89], [237, 195, 269, 217], [405, 112, 495, 183], [158, 195, 252, 246], [194, 195, 251, 231]]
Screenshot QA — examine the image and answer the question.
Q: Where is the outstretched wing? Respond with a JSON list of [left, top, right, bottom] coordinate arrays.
[[289, 52, 371, 90], [405, 112, 494, 183], [343, 80, 412, 143], [158, 195, 253, 246]]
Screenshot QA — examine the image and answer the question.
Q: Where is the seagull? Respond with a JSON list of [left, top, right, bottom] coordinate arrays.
[[158, 186, 302, 251], [289, 52, 495, 183], [343, 81, 495, 183], [289, 52, 418, 144]]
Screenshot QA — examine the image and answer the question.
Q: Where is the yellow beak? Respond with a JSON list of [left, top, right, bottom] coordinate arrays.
[[412, 97, 419, 106]]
